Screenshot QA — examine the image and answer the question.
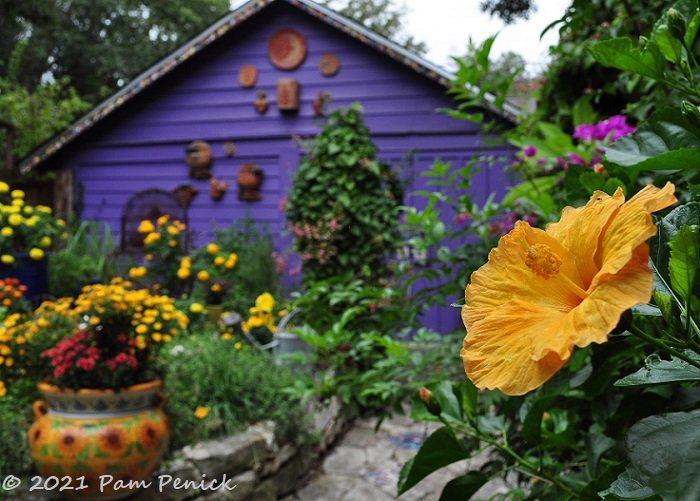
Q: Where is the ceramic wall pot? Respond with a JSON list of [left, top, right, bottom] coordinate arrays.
[[28, 380, 169, 500], [236, 163, 263, 201]]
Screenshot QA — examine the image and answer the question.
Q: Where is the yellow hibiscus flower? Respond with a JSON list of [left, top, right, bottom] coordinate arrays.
[[461, 183, 677, 396]]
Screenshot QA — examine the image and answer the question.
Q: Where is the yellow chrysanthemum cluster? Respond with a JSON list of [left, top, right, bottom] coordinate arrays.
[[0, 182, 65, 262], [242, 292, 285, 336]]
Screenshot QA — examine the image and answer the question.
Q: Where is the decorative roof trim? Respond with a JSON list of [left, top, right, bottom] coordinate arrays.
[[20, 0, 519, 173]]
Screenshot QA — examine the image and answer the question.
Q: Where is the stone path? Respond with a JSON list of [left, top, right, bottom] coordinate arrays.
[[282, 412, 513, 501]]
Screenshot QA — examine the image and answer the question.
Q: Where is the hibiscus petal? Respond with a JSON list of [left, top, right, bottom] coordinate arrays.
[[546, 189, 625, 288], [594, 183, 676, 287]]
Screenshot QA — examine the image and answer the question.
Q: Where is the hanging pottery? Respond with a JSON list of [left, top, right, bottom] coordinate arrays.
[[319, 53, 340, 76], [276, 79, 299, 112], [268, 28, 307, 70], [236, 164, 263, 201], [209, 177, 229, 201], [313, 92, 331, 117], [238, 65, 257, 88], [255, 90, 269, 114], [185, 141, 213, 180], [223, 141, 237, 157], [173, 184, 199, 209]]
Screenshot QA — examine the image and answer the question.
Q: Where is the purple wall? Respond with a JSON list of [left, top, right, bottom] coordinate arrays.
[[50, 2, 515, 333]]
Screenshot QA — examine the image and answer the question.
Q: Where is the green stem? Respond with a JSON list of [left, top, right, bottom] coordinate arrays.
[[445, 419, 577, 496], [630, 323, 700, 369]]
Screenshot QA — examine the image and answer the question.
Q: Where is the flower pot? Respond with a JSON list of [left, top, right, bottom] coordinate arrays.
[[0, 252, 49, 302], [236, 164, 263, 201], [28, 380, 169, 500]]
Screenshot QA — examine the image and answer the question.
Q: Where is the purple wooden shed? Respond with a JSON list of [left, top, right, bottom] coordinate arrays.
[[19, 0, 518, 333]]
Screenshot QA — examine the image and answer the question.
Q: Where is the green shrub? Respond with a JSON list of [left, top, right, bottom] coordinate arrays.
[[285, 103, 405, 285], [0, 389, 34, 481], [49, 221, 121, 297], [161, 330, 309, 451]]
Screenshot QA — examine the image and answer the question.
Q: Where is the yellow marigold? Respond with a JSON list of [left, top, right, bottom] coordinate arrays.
[[89, 316, 101, 325], [0, 227, 12, 237], [248, 316, 264, 328], [214, 256, 225, 266], [0, 182, 8, 193], [167, 225, 179, 236], [0, 381, 6, 397], [181, 257, 191, 268], [23, 205, 33, 214], [25, 216, 38, 227], [143, 232, 161, 245], [234, 342, 242, 350], [138, 220, 155, 233], [7, 214, 22, 226], [226, 253, 238, 269], [10, 190, 24, 199], [207, 243, 218, 254], [40, 236, 51, 248], [135, 324, 148, 335], [11, 198, 23, 207], [177, 267, 190, 280], [29, 248, 45, 260], [0, 255, 13, 265], [194, 406, 208, 419], [190, 302, 203, 313], [197, 270, 210, 281], [461, 183, 677, 396], [157, 214, 170, 227], [255, 292, 275, 313], [136, 335, 147, 349], [145, 253, 153, 261], [152, 333, 162, 342]]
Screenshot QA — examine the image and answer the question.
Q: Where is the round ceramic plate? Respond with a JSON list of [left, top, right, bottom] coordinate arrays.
[[319, 53, 340, 76], [238, 65, 257, 87], [268, 28, 307, 70]]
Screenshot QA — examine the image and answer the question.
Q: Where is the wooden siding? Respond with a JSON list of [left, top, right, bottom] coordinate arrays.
[[53, 2, 515, 333]]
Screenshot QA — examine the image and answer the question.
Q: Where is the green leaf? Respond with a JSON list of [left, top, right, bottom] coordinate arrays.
[[626, 409, 700, 500], [430, 379, 463, 424], [521, 395, 557, 445], [599, 464, 658, 500], [587, 432, 616, 480], [501, 176, 559, 207], [572, 93, 598, 127], [649, 202, 700, 289], [614, 353, 700, 387], [580, 172, 605, 193], [668, 225, 700, 301], [687, 11, 700, 47], [397, 427, 472, 495], [605, 107, 700, 169], [590, 37, 666, 80], [653, 25, 683, 64], [537, 122, 576, 152], [438, 472, 489, 501]]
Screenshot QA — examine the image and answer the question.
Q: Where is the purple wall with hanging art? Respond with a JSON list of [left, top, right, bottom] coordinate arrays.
[[19, 0, 518, 334]]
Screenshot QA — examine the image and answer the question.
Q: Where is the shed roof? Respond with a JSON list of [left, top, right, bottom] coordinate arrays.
[[19, 0, 519, 174]]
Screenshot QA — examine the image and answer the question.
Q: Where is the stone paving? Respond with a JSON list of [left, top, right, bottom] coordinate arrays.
[[282, 412, 513, 501]]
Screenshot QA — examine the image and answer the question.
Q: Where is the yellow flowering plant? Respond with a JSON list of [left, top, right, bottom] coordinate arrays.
[[29, 278, 189, 391], [131, 215, 189, 296], [242, 292, 283, 345], [0, 182, 65, 263], [187, 242, 239, 306]]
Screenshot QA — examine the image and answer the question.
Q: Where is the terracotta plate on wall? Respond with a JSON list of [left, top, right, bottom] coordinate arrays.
[[319, 53, 340, 76], [238, 65, 257, 87], [268, 28, 307, 70]]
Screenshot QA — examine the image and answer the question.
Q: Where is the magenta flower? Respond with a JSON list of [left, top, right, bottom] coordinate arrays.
[[523, 145, 537, 157]]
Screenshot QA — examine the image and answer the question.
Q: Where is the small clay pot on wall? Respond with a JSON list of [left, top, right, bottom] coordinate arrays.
[[236, 164, 263, 201], [186, 140, 213, 180]]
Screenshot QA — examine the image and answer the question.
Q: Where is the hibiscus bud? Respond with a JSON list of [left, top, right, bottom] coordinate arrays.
[[419, 387, 441, 416], [681, 101, 700, 130], [668, 8, 687, 42], [593, 163, 605, 175]]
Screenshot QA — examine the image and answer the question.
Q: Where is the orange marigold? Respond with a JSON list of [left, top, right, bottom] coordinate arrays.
[[461, 183, 677, 395]]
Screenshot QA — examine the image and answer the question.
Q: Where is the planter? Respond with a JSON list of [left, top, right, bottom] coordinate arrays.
[[28, 380, 169, 500], [236, 164, 263, 201], [0, 253, 49, 302]]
